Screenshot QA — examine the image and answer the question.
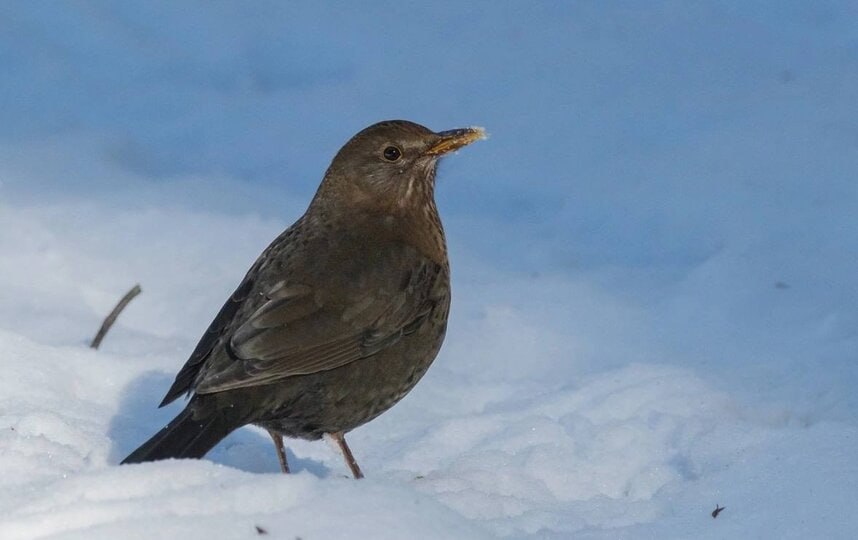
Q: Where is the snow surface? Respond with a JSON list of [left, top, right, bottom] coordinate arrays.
[[2, 2, 858, 538]]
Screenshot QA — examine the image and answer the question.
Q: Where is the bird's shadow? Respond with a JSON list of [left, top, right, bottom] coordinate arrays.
[[108, 370, 332, 477]]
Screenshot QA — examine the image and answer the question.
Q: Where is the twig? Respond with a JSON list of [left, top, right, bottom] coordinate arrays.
[[90, 284, 142, 349], [712, 504, 725, 519]]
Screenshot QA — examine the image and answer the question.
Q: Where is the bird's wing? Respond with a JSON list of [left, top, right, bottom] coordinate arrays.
[[191, 258, 443, 394], [159, 271, 257, 406]]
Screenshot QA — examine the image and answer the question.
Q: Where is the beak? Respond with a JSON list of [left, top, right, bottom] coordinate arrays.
[[426, 127, 487, 156]]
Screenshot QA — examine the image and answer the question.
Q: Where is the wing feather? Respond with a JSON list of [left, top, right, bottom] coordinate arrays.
[[191, 258, 444, 395]]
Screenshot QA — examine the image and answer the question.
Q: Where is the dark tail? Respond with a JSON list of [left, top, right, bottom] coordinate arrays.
[[121, 403, 240, 464]]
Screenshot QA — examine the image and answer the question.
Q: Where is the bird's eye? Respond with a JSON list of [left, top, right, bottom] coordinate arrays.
[[383, 146, 402, 161]]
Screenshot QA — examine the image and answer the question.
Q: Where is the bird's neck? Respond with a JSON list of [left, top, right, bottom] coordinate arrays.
[[307, 171, 448, 266], [399, 199, 448, 268], [307, 195, 448, 268]]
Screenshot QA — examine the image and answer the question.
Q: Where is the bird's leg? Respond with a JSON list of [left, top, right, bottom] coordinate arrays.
[[267, 429, 290, 474], [328, 431, 364, 479]]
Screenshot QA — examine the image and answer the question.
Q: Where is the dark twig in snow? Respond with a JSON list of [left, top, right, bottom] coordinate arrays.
[[90, 284, 142, 349], [712, 504, 726, 519]]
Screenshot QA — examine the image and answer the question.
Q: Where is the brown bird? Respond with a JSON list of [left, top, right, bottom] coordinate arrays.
[[122, 120, 484, 478]]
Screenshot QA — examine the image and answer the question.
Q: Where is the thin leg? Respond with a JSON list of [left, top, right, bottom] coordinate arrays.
[[328, 431, 364, 479], [267, 429, 290, 474]]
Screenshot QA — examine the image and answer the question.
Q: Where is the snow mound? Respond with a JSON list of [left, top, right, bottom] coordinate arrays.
[[2, 323, 854, 538]]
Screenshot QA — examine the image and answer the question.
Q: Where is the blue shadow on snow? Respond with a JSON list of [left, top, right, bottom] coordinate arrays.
[[108, 369, 331, 477]]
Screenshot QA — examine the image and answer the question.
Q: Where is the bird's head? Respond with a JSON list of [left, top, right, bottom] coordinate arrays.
[[314, 120, 485, 215]]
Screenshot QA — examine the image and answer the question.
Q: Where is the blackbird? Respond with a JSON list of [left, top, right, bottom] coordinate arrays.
[[122, 120, 484, 478]]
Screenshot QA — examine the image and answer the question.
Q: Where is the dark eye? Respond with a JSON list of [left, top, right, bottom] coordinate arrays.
[[383, 146, 402, 161]]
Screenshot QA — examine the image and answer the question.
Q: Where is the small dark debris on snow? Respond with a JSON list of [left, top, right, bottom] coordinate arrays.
[[712, 504, 726, 519], [775, 281, 790, 290], [254, 525, 268, 535]]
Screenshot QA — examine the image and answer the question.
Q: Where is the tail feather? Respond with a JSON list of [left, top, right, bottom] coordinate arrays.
[[121, 404, 239, 464]]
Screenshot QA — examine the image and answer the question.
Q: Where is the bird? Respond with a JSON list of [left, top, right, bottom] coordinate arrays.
[[121, 120, 484, 478]]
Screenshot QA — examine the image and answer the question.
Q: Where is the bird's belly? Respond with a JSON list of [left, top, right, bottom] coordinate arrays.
[[253, 315, 447, 440]]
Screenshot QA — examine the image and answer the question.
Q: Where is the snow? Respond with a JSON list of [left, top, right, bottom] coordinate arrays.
[[2, 2, 858, 538]]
